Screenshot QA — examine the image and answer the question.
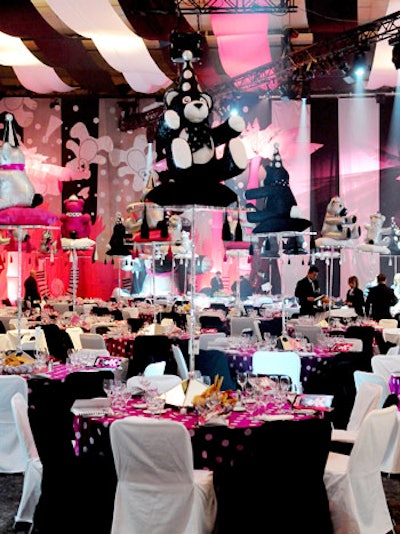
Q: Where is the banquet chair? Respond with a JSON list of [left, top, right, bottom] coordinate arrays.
[[0, 375, 28, 473], [65, 326, 83, 350], [330, 381, 384, 452], [109, 416, 217, 534], [126, 335, 175, 378], [251, 350, 302, 392], [11, 392, 43, 530], [198, 332, 227, 351], [353, 370, 390, 407], [379, 318, 399, 329], [196, 349, 237, 391], [64, 369, 114, 402], [171, 344, 190, 380], [199, 314, 228, 334], [324, 405, 398, 534], [294, 324, 323, 346], [143, 361, 166, 376], [126, 317, 146, 333], [79, 333, 107, 350], [229, 316, 263, 341], [40, 323, 73, 362], [121, 307, 139, 320], [372, 353, 400, 383], [6, 329, 48, 353], [344, 325, 375, 360]]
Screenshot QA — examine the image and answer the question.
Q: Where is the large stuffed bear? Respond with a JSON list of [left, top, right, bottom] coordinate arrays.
[[315, 196, 360, 248], [145, 50, 248, 207], [245, 143, 311, 233], [60, 194, 91, 239], [106, 213, 133, 257], [357, 212, 391, 253], [0, 113, 42, 210]]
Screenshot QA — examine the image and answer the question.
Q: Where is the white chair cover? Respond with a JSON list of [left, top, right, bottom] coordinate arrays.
[[229, 317, 261, 340], [143, 361, 166, 376], [110, 416, 217, 534], [0, 375, 28, 473], [331, 381, 383, 444], [372, 353, 400, 383], [7, 328, 48, 353], [294, 324, 323, 346], [126, 375, 182, 396], [11, 392, 43, 526], [353, 370, 390, 407], [172, 344, 189, 380], [378, 318, 399, 329], [79, 333, 107, 350], [198, 333, 226, 351], [324, 405, 398, 534], [121, 307, 140, 319], [65, 326, 84, 350], [251, 351, 302, 392]]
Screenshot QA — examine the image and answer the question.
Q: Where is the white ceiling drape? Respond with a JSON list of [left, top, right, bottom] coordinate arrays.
[[0, 30, 74, 93], [45, 0, 172, 94]]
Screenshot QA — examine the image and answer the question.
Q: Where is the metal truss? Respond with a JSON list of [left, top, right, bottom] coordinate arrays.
[[175, 0, 296, 14], [211, 9, 400, 97]]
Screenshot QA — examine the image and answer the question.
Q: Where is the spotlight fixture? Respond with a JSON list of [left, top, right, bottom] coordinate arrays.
[[169, 31, 203, 63], [351, 52, 368, 78]]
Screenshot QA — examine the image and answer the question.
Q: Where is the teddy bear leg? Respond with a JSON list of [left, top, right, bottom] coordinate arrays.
[[229, 138, 248, 171], [350, 225, 361, 239], [171, 138, 192, 170], [31, 193, 43, 208]]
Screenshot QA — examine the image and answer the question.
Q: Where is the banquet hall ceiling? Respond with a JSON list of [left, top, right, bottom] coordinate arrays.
[[0, 1, 399, 101]]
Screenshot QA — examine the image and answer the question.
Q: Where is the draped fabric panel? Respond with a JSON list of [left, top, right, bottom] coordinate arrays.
[[339, 98, 380, 295], [210, 14, 272, 79], [0, 30, 74, 94], [0, 0, 115, 94], [46, 0, 172, 94]]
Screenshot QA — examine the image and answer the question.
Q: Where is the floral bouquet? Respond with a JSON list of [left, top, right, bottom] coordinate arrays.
[[192, 375, 237, 424]]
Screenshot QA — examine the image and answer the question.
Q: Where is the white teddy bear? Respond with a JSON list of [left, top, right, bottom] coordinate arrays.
[[315, 195, 360, 248], [357, 212, 391, 254], [0, 113, 42, 210]]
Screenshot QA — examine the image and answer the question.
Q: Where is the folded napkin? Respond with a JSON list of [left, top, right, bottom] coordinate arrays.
[[71, 397, 112, 416], [258, 414, 294, 421], [202, 416, 229, 427]]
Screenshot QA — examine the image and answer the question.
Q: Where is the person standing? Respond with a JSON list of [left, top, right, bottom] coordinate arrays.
[[365, 273, 398, 322], [24, 269, 41, 309], [252, 269, 269, 294], [344, 275, 365, 316], [295, 265, 328, 316], [210, 271, 224, 296]]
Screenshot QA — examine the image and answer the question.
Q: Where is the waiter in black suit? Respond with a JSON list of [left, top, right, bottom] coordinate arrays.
[[365, 272, 398, 322], [295, 265, 328, 316]]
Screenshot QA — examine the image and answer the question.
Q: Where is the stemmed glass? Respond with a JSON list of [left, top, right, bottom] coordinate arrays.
[[103, 378, 114, 399], [236, 371, 248, 404]]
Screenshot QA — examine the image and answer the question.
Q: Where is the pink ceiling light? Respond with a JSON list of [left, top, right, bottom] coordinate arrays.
[[46, 0, 172, 94]]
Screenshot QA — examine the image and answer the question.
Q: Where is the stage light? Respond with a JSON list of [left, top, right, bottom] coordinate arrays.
[[351, 52, 368, 78]]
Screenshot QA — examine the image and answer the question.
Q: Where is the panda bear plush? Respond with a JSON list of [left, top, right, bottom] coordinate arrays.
[[145, 50, 248, 207]]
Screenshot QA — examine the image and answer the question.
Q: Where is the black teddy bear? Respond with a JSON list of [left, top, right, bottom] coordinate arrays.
[[245, 143, 311, 234], [145, 50, 248, 207], [106, 213, 133, 257]]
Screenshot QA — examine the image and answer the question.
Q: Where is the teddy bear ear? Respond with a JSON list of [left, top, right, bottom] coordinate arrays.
[[3, 113, 19, 147]]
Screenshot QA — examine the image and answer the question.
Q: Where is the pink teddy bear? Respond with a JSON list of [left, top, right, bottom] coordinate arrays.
[[60, 194, 91, 239]]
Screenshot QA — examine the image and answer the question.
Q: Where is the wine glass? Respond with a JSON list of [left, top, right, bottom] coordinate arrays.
[[103, 378, 114, 398], [236, 371, 248, 392]]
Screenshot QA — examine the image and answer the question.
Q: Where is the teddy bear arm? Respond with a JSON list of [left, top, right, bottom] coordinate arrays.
[[210, 117, 243, 147], [324, 215, 348, 225], [245, 187, 268, 201], [163, 109, 180, 131]]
